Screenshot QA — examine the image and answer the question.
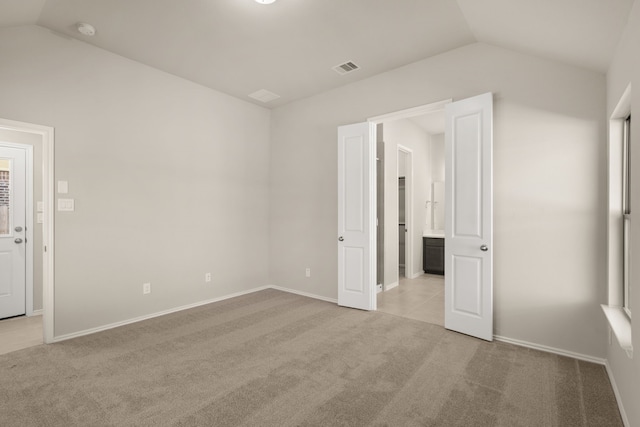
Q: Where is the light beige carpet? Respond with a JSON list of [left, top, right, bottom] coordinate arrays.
[[0, 289, 622, 426]]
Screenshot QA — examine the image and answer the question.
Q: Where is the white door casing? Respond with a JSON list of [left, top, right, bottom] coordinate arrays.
[[0, 146, 27, 319], [0, 117, 54, 344], [444, 93, 494, 341], [338, 122, 376, 310]]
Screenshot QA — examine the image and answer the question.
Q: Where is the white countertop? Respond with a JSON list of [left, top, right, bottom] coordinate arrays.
[[423, 230, 445, 238]]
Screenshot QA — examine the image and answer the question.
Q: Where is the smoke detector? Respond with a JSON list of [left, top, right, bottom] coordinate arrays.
[[76, 22, 96, 36]]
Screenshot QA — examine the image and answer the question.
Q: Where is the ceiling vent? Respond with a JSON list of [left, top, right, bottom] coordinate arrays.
[[248, 89, 281, 103], [332, 61, 360, 75]]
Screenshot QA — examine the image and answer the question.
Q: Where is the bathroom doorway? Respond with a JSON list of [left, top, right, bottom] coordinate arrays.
[[375, 110, 446, 327]]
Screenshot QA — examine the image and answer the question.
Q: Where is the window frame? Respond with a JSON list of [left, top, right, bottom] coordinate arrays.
[[603, 84, 633, 357], [622, 114, 631, 318]]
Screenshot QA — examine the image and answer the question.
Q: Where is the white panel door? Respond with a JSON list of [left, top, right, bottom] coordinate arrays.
[[444, 93, 493, 341], [0, 146, 27, 319], [338, 122, 375, 310]]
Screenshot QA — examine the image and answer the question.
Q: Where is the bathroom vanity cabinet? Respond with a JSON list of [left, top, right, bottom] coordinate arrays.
[[423, 237, 444, 275]]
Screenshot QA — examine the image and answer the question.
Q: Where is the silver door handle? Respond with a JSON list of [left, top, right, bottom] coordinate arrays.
[[14, 226, 23, 232], [480, 245, 488, 252], [338, 236, 344, 242], [14, 238, 23, 244]]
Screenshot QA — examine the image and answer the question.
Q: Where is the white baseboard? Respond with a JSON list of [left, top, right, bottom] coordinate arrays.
[[268, 285, 338, 304], [604, 360, 631, 427], [28, 309, 43, 317], [53, 286, 271, 343], [494, 335, 606, 365], [385, 281, 399, 291]]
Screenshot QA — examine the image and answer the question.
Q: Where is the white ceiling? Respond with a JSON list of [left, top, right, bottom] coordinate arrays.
[[0, 0, 634, 108]]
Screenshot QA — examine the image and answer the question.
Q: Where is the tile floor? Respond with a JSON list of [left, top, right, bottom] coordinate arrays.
[[377, 273, 444, 326], [0, 314, 43, 355]]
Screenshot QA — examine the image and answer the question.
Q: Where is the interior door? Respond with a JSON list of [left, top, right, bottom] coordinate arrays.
[[444, 93, 493, 341], [337, 122, 375, 310], [0, 146, 27, 319]]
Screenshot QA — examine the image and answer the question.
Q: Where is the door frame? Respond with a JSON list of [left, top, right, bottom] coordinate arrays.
[[397, 145, 413, 279], [0, 143, 33, 317], [0, 118, 54, 344], [368, 99, 452, 300]]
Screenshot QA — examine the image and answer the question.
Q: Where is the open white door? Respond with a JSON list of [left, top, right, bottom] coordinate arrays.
[[337, 122, 375, 310], [444, 93, 493, 341]]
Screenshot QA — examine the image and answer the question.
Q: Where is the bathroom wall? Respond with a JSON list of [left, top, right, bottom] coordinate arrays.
[[426, 133, 445, 230], [383, 119, 431, 284]]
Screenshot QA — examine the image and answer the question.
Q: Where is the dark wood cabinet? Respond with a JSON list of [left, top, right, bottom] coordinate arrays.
[[423, 237, 444, 275]]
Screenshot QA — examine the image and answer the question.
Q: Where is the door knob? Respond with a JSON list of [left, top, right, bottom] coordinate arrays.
[[14, 226, 23, 232], [14, 238, 23, 244], [338, 236, 344, 242], [480, 245, 488, 252]]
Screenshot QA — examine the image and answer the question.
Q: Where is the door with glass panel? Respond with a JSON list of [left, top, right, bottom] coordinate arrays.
[[0, 146, 26, 319]]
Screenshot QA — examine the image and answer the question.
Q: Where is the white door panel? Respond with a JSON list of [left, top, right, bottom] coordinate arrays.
[[0, 146, 27, 319], [445, 93, 493, 341], [338, 122, 375, 310]]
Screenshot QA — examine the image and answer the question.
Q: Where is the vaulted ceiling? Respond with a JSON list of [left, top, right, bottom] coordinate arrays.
[[0, 0, 634, 107]]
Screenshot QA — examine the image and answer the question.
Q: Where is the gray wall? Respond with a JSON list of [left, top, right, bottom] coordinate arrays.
[[0, 129, 43, 311], [0, 25, 271, 337], [605, 1, 640, 425], [270, 42, 607, 359]]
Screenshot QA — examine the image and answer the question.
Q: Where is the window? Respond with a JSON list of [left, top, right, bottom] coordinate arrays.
[[622, 114, 631, 317], [603, 85, 632, 357], [0, 160, 10, 235]]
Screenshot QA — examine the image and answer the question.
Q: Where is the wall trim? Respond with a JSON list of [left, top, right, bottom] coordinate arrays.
[[604, 360, 631, 427], [368, 99, 452, 123], [29, 309, 43, 317], [385, 281, 399, 291], [494, 335, 606, 365], [269, 285, 338, 304]]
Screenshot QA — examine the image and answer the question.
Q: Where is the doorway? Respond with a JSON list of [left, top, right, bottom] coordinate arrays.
[[0, 118, 54, 345], [338, 94, 494, 341], [377, 113, 446, 326], [0, 144, 31, 320], [397, 146, 412, 280]]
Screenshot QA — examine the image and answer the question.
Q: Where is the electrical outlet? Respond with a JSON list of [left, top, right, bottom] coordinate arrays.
[[143, 282, 151, 294], [305, 268, 311, 277], [205, 273, 212, 283]]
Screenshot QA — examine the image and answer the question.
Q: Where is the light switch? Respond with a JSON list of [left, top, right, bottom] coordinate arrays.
[[58, 181, 68, 194], [37, 213, 44, 224], [37, 201, 44, 212], [57, 198, 75, 212]]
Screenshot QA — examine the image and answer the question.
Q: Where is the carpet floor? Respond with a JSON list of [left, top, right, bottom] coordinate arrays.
[[0, 289, 623, 426]]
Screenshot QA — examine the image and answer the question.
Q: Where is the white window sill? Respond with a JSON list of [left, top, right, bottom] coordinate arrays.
[[601, 304, 633, 358]]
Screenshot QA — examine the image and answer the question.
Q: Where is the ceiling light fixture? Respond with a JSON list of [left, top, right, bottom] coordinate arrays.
[[255, 0, 276, 4], [76, 22, 96, 36]]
